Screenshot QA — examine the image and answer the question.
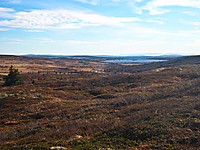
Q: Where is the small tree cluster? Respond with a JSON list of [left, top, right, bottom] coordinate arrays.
[[3, 65, 24, 86]]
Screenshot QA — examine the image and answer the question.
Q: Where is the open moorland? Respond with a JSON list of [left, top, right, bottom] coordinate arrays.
[[0, 55, 200, 149]]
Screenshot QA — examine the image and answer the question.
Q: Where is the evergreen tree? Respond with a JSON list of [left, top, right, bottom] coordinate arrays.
[[3, 65, 24, 86]]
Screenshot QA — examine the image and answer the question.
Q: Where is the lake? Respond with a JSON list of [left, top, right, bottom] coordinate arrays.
[[104, 59, 167, 63]]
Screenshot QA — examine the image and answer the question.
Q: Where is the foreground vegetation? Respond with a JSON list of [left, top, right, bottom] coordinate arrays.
[[0, 55, 200, 149]]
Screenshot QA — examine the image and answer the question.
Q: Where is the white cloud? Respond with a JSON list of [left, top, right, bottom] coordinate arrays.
[[0, 28, 13, 31], [111, 0, 142, 2], [25, 30, 44, 32], [190, 22, 200, 26], [0, 7, 15, 19], [141, 0, 200, 15], [75, 0, 143, 5], [11, 38, 23, 42], [0, 7, 15, 12], [5, 41, 20, 44], [75, 0, 143, 14], [181, 20, 200, 26], [146, 19, 164, 24], [75, 0, 99, 5], [2, 38, 23, 44], [65, 40, 103, 44], [111, 0, 144, 14], [36, 38, 55, 43], [148, 8, 170, 15], [0, 12, 15, 19], [5, 0, 21, 4], [74, 0, 200, 15], [183, 11, 196, 16], [0, 9, 141, 29], [179, 30, 200, 34]]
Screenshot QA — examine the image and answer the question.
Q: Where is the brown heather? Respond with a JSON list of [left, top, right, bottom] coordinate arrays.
[[0, 55, 200, 149]]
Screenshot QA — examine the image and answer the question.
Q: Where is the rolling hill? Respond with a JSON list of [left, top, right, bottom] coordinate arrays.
[[0, 55, 200, 149]]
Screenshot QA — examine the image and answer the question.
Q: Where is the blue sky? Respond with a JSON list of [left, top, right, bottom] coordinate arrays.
[[0, 0, 200, 55]]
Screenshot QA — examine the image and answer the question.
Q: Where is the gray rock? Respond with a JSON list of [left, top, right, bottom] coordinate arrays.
[[0, 93, 8, 99], [8, 94, 15, 97], [50, 146, 67, 150]]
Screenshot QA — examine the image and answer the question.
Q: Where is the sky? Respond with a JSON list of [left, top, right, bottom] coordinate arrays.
[[0, 0, 200, 55]]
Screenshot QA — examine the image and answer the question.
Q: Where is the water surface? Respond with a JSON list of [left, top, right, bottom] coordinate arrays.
[[104, 59, 167, 63]]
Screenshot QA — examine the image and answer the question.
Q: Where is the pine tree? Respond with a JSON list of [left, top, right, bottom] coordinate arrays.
[[3, 65, 24, 86]]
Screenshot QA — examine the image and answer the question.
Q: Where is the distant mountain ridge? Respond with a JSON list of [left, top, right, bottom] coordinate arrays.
[[20, 54, 182, 60]]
